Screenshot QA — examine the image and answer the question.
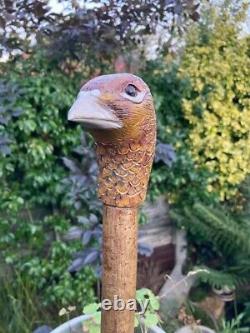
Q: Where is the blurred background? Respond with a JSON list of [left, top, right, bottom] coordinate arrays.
[[0, 1, 249, 332]]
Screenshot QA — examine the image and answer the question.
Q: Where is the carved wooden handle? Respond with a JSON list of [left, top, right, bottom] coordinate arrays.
[[68, 73, 156, 333], [68, 73, 156, 208]]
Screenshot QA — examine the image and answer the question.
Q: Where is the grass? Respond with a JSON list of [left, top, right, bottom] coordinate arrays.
[[0, 271, 59, 333]]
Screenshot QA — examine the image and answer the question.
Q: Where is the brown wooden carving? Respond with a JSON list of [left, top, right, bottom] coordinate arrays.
[[69, 73, 156, 208], [68, 73, 156, 333]]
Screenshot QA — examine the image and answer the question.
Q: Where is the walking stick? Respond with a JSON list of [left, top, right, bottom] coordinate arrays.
[[68, 73, 156, 333]]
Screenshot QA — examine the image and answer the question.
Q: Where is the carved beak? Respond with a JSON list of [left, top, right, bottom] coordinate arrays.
[[68, 90, 122, 129]]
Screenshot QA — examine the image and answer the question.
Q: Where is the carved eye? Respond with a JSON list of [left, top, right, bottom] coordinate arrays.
[[125, 84, 138, 97]]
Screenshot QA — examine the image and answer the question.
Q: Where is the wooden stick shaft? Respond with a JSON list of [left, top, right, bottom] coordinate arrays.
[[101, 205, 138, 333]]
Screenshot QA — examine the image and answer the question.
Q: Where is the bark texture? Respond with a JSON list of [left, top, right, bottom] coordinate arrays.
[[101, 205, 138, 333]]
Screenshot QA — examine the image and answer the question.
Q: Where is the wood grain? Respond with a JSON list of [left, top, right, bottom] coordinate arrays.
[[101, 205, 138, 333]]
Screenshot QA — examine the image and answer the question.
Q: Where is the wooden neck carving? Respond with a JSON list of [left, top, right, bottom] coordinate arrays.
[[96, 117, 156, 208]]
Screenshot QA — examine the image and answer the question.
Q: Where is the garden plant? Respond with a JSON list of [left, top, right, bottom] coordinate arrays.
[[0, 1, 249, 332]]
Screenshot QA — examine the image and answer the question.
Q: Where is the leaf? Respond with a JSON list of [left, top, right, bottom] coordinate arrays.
[[0, 144, 11, 155], [0, 116, 8, 125], [68, 257, 85, 273], [88, 324, 100, 333], [82, 230, 93, 245], [149, 295, 160, 311], [92, 228, 102, 242], [0, 136, 11, 145], [83, 250, 99, 266], [78, 216, 90, 225], [64, 226, 82, 240], [89, 213, 98, 224], [58, 308, 68, 316], [144, 313, 159, 328], [67, 305, 76, 312], [92, 311, 101, 325], [74, 201, 81, 210], [12, 108, 23, 117], [136, 288, 159, 311], [62, 157, 81, 173], [136, 288, 149, 303], [155, 142, 176, 166], [83, 303, 100, 314]]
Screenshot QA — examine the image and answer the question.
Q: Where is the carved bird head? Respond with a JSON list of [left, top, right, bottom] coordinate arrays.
[[68, 73, 155, 144], [68, 73, 156, 207]]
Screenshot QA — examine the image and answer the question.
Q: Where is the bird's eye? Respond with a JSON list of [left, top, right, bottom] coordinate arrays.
[[125, 84, 138, 97]]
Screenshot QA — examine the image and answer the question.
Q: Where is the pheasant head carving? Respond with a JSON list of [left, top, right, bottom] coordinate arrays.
[[68, 73, 156, 208]]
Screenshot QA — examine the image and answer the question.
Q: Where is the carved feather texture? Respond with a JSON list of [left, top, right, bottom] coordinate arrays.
[[96, 116, 156, 208]]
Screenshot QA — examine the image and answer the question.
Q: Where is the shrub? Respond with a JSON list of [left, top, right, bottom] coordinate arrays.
[[179, 5, 250, 200], [143, 60, 217, 206], [0, 54, 97, 309]]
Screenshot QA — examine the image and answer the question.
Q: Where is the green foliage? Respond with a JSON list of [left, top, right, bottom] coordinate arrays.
[[144, 3, 250, 205], [1, 54, 83, 206], [171, 202, 250, 289], [82, 303, 101, 333], [192, 267, 238, 289], [0, 271, 57, 333], [0, 212, 96, 307], [0, 53, 97, 317], [81, 288, 161, 333], [0, 2, 249, 331], [221, 313, 249, 333], [136, 288, 161, 329], [179, 4, 250, 200], [143, 61, 217, 206]]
